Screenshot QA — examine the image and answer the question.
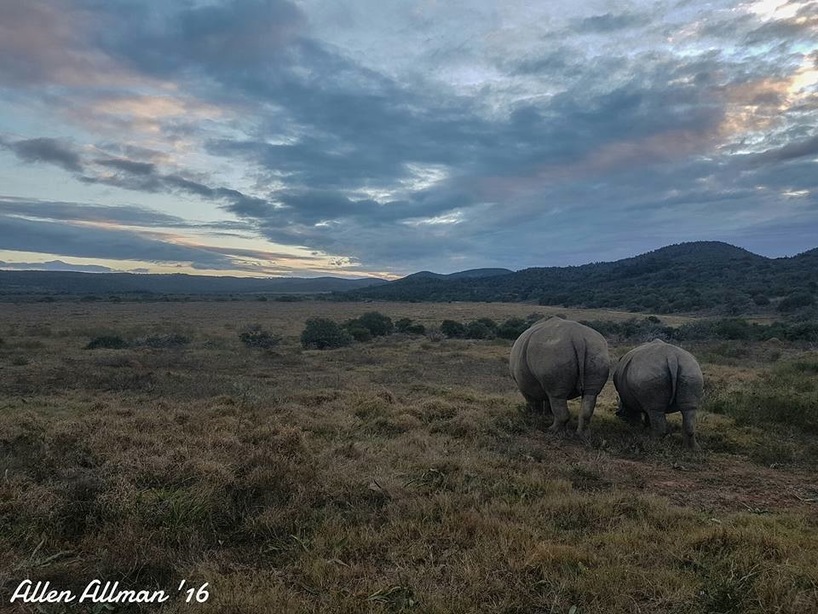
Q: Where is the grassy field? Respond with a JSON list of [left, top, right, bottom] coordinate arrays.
[[1, 301, 817, 613]]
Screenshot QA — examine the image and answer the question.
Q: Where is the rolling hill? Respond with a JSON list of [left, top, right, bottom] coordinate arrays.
[[346, 242, 818, 314]]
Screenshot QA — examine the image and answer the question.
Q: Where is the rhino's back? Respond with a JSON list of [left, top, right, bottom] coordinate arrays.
[[614, 339, 703, 413], [510, 318, 609, 399]]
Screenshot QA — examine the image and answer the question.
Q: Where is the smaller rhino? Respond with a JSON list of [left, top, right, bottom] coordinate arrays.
[[613, 339, 703, 450]]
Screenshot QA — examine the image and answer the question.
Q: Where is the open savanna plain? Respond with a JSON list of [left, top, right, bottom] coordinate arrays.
[[1, 300, 817, 613]]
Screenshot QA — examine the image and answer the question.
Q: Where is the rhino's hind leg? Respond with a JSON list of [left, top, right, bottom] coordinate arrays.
[[543, 396, 553, 417], [646, 409, 668, 440], [548, 397, 570, 434], [576, 393, 597, 441], [681, 410, 700, 451], [522, 392, 550, 415]]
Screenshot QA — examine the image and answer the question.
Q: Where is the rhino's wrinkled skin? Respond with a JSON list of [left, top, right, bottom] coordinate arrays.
[[509, 317, 610, 438], [613, 339, 703, 450]]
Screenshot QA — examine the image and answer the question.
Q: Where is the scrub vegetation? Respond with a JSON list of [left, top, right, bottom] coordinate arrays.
[[1, 301, 817, 613]]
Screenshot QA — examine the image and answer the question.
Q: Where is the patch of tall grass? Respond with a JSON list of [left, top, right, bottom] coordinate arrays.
[[707, 354, 818, 434]]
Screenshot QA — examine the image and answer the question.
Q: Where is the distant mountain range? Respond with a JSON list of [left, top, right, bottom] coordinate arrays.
[[347, 242, 818, 314], [2, 242, 816, 314], [0, 270, 387, 296]]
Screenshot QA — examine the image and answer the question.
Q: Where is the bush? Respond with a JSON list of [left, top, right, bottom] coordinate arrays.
[[497, 318, 529, 340], [345, 322, 373, 342], [356, 312, 394, 337], [301, 318, 353, 349], [86, 335, 129, 350], [464, 319, 497, 339], [713, 318, 753, 340], [239, 325, 281, 349], [440, 320, 466, 338], [395, 318, 426, 335], [778, 292, 815, 313], [779, 321, 818, 342]]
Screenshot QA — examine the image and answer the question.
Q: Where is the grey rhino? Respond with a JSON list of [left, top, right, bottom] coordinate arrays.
[[509, 317, 610, 438], [613, 339, 703, 450]]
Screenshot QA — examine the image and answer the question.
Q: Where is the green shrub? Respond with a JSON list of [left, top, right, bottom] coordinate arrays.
[[86, 335, 129, 350], [464, 319, 497, 339], [239, 326, 281, 349], [497, 318, 529, 340], [395, 318, 426, 335], [301, 317, 352, 349], [356, 311, 394, 337], [780, 321, 818, 341], [345, 322, 373, 342], [440, 320, 466, 338], [713, 318, 753, 340], [778, 292, 815, 312]]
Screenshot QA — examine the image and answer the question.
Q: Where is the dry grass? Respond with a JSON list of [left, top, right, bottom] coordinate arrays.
[[1, 301, 816, 613]]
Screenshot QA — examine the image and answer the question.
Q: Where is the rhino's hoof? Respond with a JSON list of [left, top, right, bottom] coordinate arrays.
[[548, 423, 568, 437]]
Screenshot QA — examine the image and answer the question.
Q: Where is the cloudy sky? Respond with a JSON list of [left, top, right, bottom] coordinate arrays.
[[0, 0, 816, 278]]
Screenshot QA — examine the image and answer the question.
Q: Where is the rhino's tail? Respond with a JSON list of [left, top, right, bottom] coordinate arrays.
[[667, 351, 679, 407], [574, 337, 586, 395]]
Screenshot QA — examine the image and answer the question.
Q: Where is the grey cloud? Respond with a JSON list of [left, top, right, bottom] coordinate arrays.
[[268, 189, 464, 225], [0, 136, 278, 221], [177, 0, 305, 68], [0, 196, 187, 227], [94, 0, 306, 77], [574, 12, 648, 33], [85, 169, 276, 218], [509, 48, 574, 76], [156, 176, 275, 217], [2, 137, 84, 172], [96, 157, 156, 175], [754, 136, 818, 164], [0, 213, 236, 268]]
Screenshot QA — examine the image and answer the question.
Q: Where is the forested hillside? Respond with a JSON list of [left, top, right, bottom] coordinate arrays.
[[347, 242, 818, 314]]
